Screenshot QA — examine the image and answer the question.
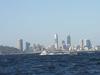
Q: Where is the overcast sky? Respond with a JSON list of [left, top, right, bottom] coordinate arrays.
[[0, 0, 100, 47]]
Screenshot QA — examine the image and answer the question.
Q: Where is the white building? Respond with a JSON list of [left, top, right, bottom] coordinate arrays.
[[54, 34, 59, 50], [17, 39, 23, 51]]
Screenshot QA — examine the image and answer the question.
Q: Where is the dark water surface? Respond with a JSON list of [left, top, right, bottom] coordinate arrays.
[[0, 52, 100, 75]]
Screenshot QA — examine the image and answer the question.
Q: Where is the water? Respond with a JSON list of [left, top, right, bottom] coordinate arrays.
[[0, 51, 100, 75]]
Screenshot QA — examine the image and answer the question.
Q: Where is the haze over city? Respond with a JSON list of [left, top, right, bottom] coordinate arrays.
[[0, 0, 100, 47]]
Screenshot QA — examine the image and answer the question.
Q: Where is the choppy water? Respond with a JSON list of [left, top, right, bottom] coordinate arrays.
[[0, 51, 100, 75]]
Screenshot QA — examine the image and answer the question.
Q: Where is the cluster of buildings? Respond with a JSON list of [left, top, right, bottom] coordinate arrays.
[[48, 34, 95, 51], [16, 34, 100, 54], [16, 39, 44, 54]]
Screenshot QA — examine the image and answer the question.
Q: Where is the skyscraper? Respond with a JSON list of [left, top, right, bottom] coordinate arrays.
[[85, 40, 92, 49], [25, 42, 30, 50], [54, 34, 58, 49], [67, 34, 71, 46], [62, 40, 67, 49], [17, 39, 23, 51], [80, 39, 84, 50]]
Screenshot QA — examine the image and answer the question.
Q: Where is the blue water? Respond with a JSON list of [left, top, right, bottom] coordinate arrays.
[[0, 52, 100, 75]]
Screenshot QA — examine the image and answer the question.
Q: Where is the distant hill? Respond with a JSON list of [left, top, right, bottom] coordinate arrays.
[[0, 46, 22, 54]]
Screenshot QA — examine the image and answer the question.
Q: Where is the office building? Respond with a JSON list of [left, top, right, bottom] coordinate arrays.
[[17, 39, 23, 51], [54, 34, 59, 49], [85, 40, 92, 49], [67, 34, 71, 48], [80, 39, 84, 50], [62, 40, 67, 49], [25, 42, 30, 50]]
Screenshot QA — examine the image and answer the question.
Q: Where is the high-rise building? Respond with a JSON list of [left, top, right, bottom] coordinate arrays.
[[54, 34, 58, 49], [17, 39, 23, 51], [80, 39, 84, 50], [62, 40, 67, 49], [85, 40, 92, 49], [25, 42, 30, 50], [67, 34, 71, 46]]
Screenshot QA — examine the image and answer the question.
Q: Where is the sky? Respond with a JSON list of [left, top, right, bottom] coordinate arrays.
[[0, 0, 100, 47]]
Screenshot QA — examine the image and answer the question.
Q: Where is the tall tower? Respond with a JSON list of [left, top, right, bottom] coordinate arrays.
[[80, 39, 84, 50], [54, 34, 58, 49], [17, 39, 23, 51], [67, 34, 71, 46]]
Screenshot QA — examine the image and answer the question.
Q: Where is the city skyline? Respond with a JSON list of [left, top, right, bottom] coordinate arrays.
[[9, 34, 100, 49], [0, 0, 100, 46], [15, 34, 100, 51]]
